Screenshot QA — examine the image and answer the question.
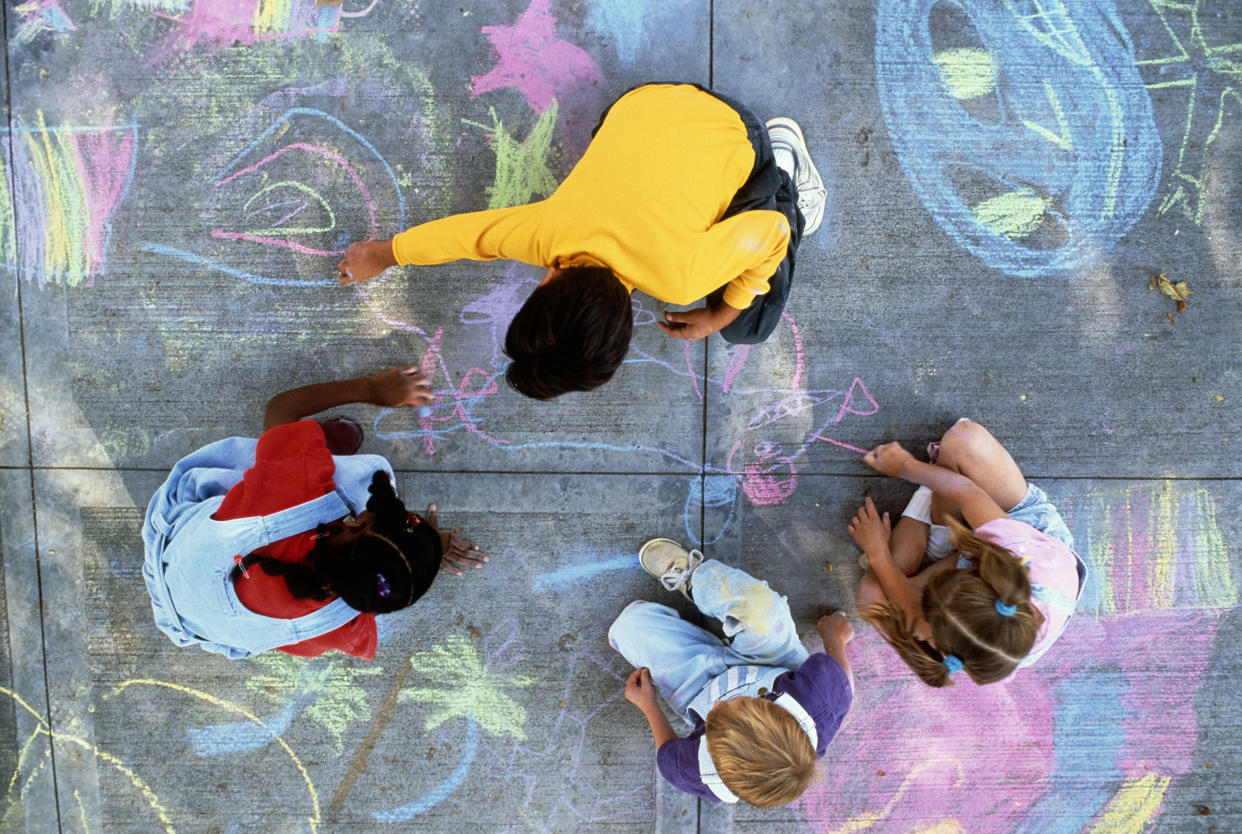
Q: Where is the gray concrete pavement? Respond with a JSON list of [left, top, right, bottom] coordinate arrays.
[[2, 0, 1240, 831]]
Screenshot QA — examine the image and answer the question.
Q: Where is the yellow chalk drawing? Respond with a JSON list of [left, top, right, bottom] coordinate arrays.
[[1137, 0, 1242, 224], [252, 0, 294, 35], [912, 822, 966, 834], [25, 112, 89, 284], [825, 758, 966, 834], [972, 190, 1049, 239], [74, 789, 92, 834], [399, 634, 534, 740], [933, 47, 996, 101], [464, 101, 560, 210], [0, 686, 176, 833], [245, 653, 383, 754], [1087, 773, 1172, 834], [1079, 484, 1234, 616], [109, 678, 321, 832]]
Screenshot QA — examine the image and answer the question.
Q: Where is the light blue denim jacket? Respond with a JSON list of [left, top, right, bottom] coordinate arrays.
[[142, 435, 394, 659]]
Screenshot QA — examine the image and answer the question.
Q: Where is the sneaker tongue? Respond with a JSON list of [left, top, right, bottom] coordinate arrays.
[[772, 146, 797, 178]]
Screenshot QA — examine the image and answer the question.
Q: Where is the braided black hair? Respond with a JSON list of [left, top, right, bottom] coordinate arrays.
[[231, 471, 441, 614]]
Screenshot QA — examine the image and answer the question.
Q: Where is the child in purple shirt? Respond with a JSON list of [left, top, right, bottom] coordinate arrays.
[[609, 541, 854, 807]]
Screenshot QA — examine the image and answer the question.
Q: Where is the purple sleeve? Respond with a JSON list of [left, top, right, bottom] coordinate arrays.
[[773, 653, 853, 756], [655, 726, 719, 802]]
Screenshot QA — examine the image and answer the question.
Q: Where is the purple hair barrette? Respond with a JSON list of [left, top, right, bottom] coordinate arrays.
[[377, 573, 392, 598]]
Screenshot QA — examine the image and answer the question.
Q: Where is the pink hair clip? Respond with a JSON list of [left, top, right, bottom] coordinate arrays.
[[233, 554, 250, 579]]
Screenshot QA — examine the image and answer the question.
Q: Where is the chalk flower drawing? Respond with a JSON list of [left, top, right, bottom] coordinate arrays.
[[398, 633, 534, 741], [1138, 0, 1242, 225], [246, 653, 384, 754]]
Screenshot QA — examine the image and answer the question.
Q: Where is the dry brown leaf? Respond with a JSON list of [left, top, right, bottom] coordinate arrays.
[[1177, 300, 1188, 313], [1150, 272, 1192, 304], [1167, 313, 1177, 324]]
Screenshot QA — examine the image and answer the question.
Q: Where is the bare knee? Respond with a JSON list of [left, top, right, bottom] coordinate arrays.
[[936, 419, 992, 468], [855, 573, 886, 607]]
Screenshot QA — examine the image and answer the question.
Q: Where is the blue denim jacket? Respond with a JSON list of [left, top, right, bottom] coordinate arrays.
[[142, 436, 394, 659]]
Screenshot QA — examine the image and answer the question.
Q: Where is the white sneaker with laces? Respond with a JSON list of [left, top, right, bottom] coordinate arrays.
[[638, 538, 703, 600], [765, 116, 827, 235]]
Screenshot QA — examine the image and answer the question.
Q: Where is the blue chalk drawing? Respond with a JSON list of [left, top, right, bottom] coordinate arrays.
[[585, 0, 695, 64], [372, 716, 480, 822], [187, 700, 302, 756], [140, 242, 337, 287], [1013, 669, 1126, 834], [535, 554, 636, 588], [875, 0, 1161, 276], [684, 475, 738, 547]]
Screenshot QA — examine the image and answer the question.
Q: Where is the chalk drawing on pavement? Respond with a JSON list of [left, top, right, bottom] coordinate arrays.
[[1137, 0, 1242, 226], [1, 118, 138, 287], [875, 0, 1162, 276]]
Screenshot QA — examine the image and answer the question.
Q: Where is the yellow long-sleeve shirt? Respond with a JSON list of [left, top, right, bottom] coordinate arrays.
[[391, 84, 790, 310]]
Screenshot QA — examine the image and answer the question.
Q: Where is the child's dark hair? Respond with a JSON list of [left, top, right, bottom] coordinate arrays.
[[860, 519, 1043, 687], [504, 265, 633, 400], [231, 472, 441, 613]]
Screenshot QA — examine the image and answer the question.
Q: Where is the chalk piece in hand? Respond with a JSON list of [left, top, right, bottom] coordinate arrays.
[[419, 406, 433, 418]]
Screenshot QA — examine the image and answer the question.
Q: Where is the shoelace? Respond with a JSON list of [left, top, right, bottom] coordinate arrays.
[[658, 550, 704, 591]]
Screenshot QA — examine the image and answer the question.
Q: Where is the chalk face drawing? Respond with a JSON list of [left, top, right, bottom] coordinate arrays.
[[799, 482, 1232, 832], [1, 119, 137, 287], [875, 0, 1162, 277], [1137, 0, 1242, 225]]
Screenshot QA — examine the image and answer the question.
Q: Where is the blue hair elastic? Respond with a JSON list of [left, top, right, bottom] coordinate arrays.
[[995, 599, 1018, 616], [942, 654, 964, 674]]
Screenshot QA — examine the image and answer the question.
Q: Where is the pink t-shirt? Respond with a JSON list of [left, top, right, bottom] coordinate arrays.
[[974, 518, 1080, 660]]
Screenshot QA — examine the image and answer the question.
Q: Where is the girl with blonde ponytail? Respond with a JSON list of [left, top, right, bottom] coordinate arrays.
[[849, 420, 1085, 687]]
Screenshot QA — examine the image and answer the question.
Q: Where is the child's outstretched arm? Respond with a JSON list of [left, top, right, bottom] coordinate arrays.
[[262, 366, 433, 430], [816, 612, 855, 691], [625, 668, 677, 748], [863, 442, 1006, 529]]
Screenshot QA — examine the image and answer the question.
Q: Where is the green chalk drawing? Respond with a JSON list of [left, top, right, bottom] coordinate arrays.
[[972, 190, 1049, 239], [464, 101, 560, 210], [1137, 0, 1242, 225], [241, 180, 336, 236], [933, 47, 997, 101], [398, 633, 534, 741], [246, 654, 383, 754]]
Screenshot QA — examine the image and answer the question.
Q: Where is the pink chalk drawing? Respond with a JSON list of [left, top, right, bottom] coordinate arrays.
[[800, 482, 1234, 832], [4, 120, 138, 287], [151, 0, 375, 55], [470, 0, 605, 114], [371, 283, 880, 549]]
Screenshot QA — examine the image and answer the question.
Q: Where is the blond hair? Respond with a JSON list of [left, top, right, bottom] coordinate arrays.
[[860, 519, 1045, 687], [705, 696, 817, 808]]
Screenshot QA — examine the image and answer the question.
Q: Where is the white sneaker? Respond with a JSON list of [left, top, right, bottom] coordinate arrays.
[[638, 538, 703, 600], [765, 117, 827, 235]]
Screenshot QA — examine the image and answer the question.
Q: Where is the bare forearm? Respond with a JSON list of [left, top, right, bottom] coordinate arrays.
[[642, 704, 678, 748], [263, 377, 376, 430], [863, 545, 924, 624]]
